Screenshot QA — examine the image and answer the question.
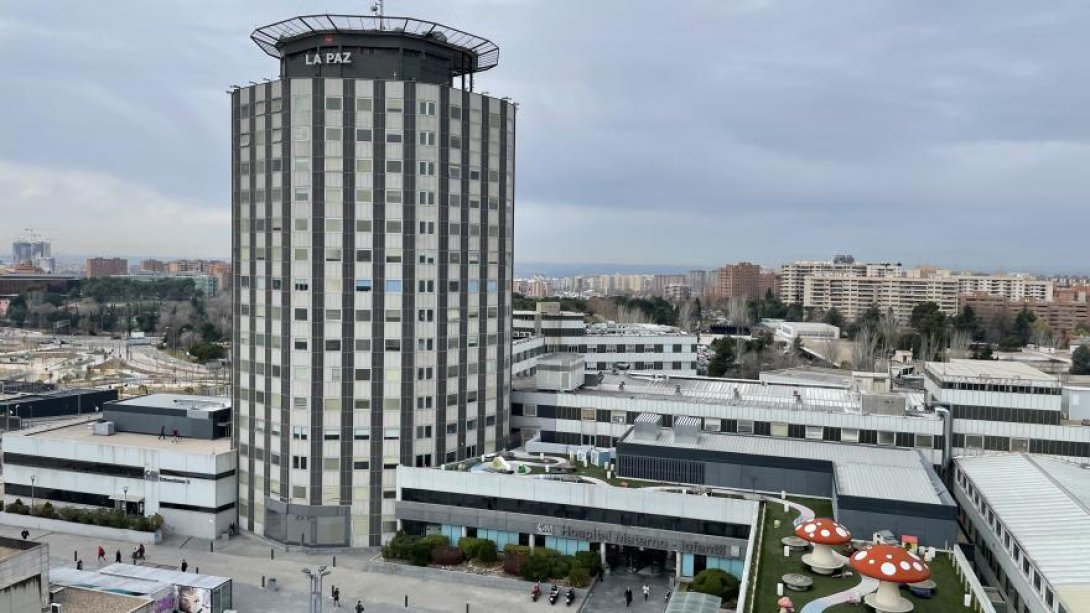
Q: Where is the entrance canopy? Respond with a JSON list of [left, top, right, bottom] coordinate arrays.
[[665, 590, 721, 613]]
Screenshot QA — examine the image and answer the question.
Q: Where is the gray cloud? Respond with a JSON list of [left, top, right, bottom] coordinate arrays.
[[1, 0, 1087, 271]]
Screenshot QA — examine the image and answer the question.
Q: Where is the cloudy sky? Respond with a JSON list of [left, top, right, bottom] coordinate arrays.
[[2, 1, 1088, 272]]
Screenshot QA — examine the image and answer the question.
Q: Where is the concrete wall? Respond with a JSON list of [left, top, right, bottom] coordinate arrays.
[[0, 576, 43, 613], [838, 507, 957, 550], [0, 513, 160, 544], [0, 537, 48, 612], [704, 461, 833, 498]]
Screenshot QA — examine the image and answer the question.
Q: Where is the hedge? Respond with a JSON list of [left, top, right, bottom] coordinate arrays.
[[3, 500, 163, 532]]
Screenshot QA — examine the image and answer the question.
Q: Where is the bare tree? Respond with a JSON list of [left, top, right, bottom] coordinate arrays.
[[851, 326, 880, 371], [878, 308, 900, 357], [727, 296, 751, 331], [677, 300, 694, 332], [948, 328, 972, 359]]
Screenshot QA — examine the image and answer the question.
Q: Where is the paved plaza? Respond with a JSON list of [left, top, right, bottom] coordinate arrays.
[[0, 524, 552, 613], [581, 568, 674, 613]]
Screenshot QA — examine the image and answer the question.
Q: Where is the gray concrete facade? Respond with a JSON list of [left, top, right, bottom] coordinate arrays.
[[233, 16, 515, 548]]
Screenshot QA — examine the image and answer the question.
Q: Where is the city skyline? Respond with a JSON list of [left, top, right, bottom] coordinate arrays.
[[2, 1, 1089, 269]]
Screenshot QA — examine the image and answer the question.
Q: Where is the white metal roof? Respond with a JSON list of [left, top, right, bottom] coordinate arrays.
[[926, 360, 1057, 383], [587, 373, 867, 415], [626, 428, 948, 505], [956, 455, 1090, 594]]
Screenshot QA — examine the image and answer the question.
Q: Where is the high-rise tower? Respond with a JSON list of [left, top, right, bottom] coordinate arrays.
[[232, 14, 515, 547]]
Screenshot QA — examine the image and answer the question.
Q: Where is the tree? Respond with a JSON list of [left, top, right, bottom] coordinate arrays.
[[821, 307, 845, 330], [1013, 306, 1037, 346], [953, 305, 981, 338], [1072, 345, 1090, 375], [910, 302, 947, 336], [707, 338, 735, 377]]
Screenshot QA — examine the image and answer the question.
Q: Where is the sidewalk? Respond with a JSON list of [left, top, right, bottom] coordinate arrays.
[[0, 523, 534, 613]]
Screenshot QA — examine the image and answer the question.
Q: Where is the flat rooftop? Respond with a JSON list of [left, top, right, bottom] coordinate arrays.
[[559, 372, 926, 418], [111, 393, 229, 412], [537, 353, 585, 368], [16, 417, 231, 454], [623, 428, 949, 505], [926, 359, 1057, 382], [956, 454, 1090, 610]]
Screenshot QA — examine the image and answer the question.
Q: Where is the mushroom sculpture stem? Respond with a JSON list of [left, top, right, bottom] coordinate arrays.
[[849, 544, 931, 613], [795, 517, 852, 575]]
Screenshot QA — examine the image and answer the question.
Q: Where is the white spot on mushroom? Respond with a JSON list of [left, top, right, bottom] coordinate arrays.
[[886, 554, 893, 560], [853, 552, 867, 561], [912, 562, 923, 572], [881, 562, 897, 576], [835, 527, 848, 537], [900, 561, 910, 571], [804, 524, 817, 533], [820, 529, 830, 537]]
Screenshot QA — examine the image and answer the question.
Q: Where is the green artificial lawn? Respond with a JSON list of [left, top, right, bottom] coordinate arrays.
[[748, 499, 974, 612]]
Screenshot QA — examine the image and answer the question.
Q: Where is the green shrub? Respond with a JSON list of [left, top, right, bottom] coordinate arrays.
[[458, 537, 483, 559], [38, 502, 56, 519], [573, 550, 603, 576], [477, 539, 498, 564], [382, 531, 421, 561], [4, 499, 29, 515], [568, 566, 591, 588], [690, 568, 739, 602], [408, 541, 433, 566]]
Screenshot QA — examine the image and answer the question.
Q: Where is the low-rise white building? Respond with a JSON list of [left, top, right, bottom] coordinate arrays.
[[513, 304, 697, 376], [2, 402, 236, 539], [773, 322, 840, 344], [953, 454, 1090, 613]]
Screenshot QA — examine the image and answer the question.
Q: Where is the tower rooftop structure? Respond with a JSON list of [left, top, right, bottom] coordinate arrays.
[[251, 14, 499, 86]]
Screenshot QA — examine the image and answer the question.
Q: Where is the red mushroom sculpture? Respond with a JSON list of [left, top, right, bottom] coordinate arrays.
[[850, 545, 931, 613], [795, 517, 852, 574]]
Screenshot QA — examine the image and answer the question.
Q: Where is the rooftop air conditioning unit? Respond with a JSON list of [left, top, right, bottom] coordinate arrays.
[[92, 421, 116, 436], [51, 604, 63, 613]]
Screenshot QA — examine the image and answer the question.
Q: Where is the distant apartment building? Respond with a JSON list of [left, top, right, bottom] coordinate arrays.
[[664, 284, 691, 301], [780, 256, 902, 305], [140, 259, 167, 272], [1056, 284, 1090, 304], [12, 238, 54, 274], [650, 274, 686, 297], [85, 257, 129, 278], [713, 262, 760, 301], [941, 273, 1053, 302], [804, 274, 959, 322], [686, 270, 710, 296], [959, 294, 1090, 345]]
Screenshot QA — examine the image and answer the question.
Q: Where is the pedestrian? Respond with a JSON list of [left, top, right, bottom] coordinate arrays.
[[159, 425, 166, 440], [355, 600, 364, 613], [172, 428, 180, 442], [115, 550, 122, 563], [20, 530, 29, 540], [181, 559, 188, 572], [76, 559, 83, 570], [331, 585, 336, 598], [643, 584, 650, 600], [333, 586, 341, 607], [97, 545, 105, 563], [624, 587, 632, 607]]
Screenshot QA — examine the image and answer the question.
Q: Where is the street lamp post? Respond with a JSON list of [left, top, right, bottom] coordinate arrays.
[[122, 486, 129, 515], [30, 475, 36, 511], [301, 566, 331, 613]]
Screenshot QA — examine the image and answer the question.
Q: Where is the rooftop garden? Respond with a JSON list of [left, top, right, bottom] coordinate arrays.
[[747, 498, 973, 613]]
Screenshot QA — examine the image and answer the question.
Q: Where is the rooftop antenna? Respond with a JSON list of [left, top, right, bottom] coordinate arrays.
[[371, 0, 385, 30]]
